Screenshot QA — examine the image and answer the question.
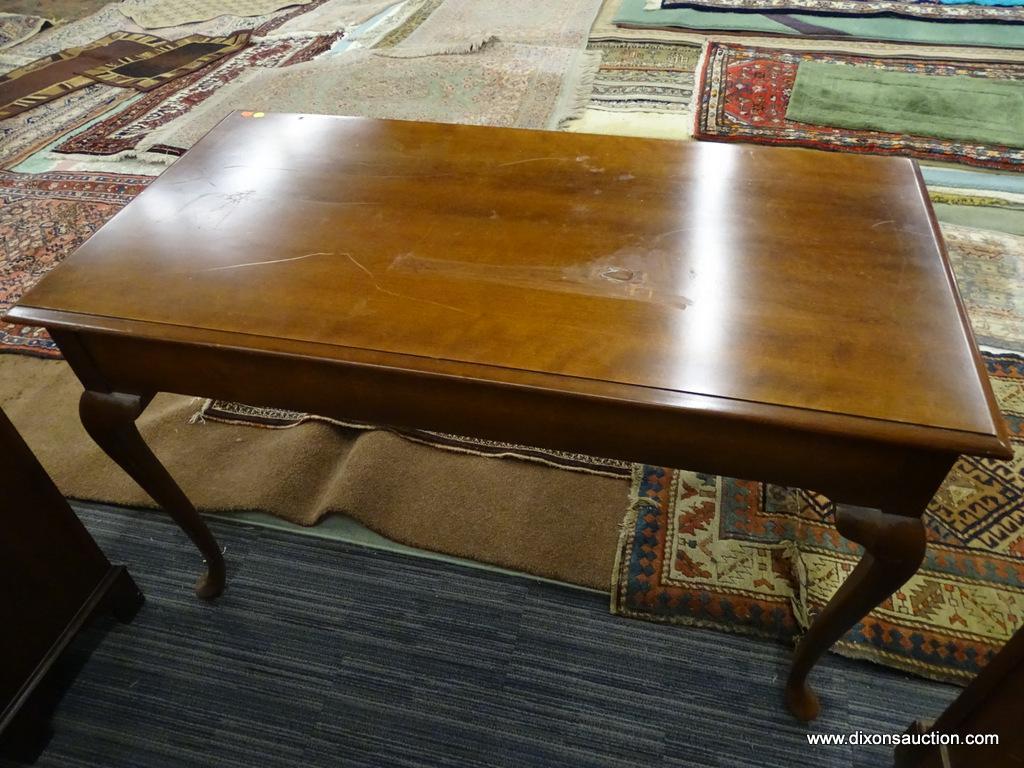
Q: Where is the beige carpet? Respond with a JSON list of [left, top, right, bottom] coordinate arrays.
[[1, 354, 626, 590], [390, 0, 604, 54], [117, 0, 314, 29], [138, 44, 599, 158]]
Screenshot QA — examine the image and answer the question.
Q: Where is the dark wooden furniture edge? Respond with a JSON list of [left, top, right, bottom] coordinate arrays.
[[894, 620, 1024, 768], [0, 567, 142, 755]]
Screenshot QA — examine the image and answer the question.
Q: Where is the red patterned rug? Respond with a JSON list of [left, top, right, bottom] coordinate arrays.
[[694, 42, 1024, 172], [613, 353, 1023, 684], [0, 170, 150, 357], [54, 18, 339, 157]]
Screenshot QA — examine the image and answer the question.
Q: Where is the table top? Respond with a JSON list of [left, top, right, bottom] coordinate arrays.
[[10, 113, 1009, 457]]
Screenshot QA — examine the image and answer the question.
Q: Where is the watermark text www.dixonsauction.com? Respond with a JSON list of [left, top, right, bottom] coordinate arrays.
[[807, 731, 999, 747]]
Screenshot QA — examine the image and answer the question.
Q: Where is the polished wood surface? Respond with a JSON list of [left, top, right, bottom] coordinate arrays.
[[12, 113, 1009, 453], [5, 115, 1013, 722]]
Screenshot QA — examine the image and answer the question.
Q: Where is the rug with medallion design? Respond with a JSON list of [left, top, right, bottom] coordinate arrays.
[[0, 169, 151, 356], [613, 222, 1024, 684], [694, 43, 1024, 172]]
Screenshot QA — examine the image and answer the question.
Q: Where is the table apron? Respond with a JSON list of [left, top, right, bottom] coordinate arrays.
[[54, 329, 958, 513]]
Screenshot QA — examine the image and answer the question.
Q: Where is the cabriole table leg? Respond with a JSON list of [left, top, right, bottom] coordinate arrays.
[[784, 504, 927, 721], [78, 390, 226, 599]]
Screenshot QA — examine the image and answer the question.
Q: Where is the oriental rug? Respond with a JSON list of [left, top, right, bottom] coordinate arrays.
[[53, 33, 339, 157], [941, 225, 1024, 353], [657, 0, 1024, 22], [607, 0, 1024, 56], [613, 351, 1023, 685], [0, 30, 251, 119], [12, 0, 314, 60], [117, 0, 313, 30], [136, 45, 600, 158], [197, 400, 632, 478], [82, 31, 251, 91], [0, 83, 133, 168], [786, 62, 1024, 148], [586, 40, 701, 113], [0, 32, 169, 118], [0, 13, 51, 51], [389, 0, 604, 55], [612, 220, 1024, 683], [0, 170, 151, 356], [694, 43, 1024, 172]]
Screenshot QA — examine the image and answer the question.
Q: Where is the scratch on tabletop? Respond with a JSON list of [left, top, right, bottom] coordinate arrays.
[[345, 253, 468, 315], [497, 157, 564, 167], [203, 252, 332, 272]]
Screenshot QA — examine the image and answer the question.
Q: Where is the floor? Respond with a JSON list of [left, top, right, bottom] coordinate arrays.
[[210, 507, 604, 593], [2, 503, 959, 768]]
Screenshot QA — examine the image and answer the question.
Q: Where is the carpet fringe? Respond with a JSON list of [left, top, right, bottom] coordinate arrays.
[[376, 34, 499, 58], [114, 144, 180, 166], [555, 49, 602, 130], [191, 398, 633, 480], [136, 148, 179, 166], [610, 465, 648, 613], [788, 541, 811, 632], [187, 400, 206, 425], [50, 144, 180, 167], [256, 30, 348, 42]]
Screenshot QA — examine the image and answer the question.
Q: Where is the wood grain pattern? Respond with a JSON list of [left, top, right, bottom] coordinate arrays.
[[10, 113, 1009, 453]]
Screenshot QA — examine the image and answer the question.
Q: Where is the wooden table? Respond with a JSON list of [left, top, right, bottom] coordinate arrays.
[[6, 113, 1011, 721]]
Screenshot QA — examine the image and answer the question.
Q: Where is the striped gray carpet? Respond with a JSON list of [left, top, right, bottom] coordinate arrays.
[[4, 504, 958, 767]]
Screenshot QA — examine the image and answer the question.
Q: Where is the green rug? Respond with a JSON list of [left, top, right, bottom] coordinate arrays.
[[613, 0, 1024, 49], [787, 62, 1024, 148]]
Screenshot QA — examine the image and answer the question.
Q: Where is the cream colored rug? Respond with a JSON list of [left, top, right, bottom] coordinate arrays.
[[390, 0, 603, 55], [138, 44, 599, 158], [15, 1, 310, 58], [118, 0, 314, 29], [567, 108, 691, 140]]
